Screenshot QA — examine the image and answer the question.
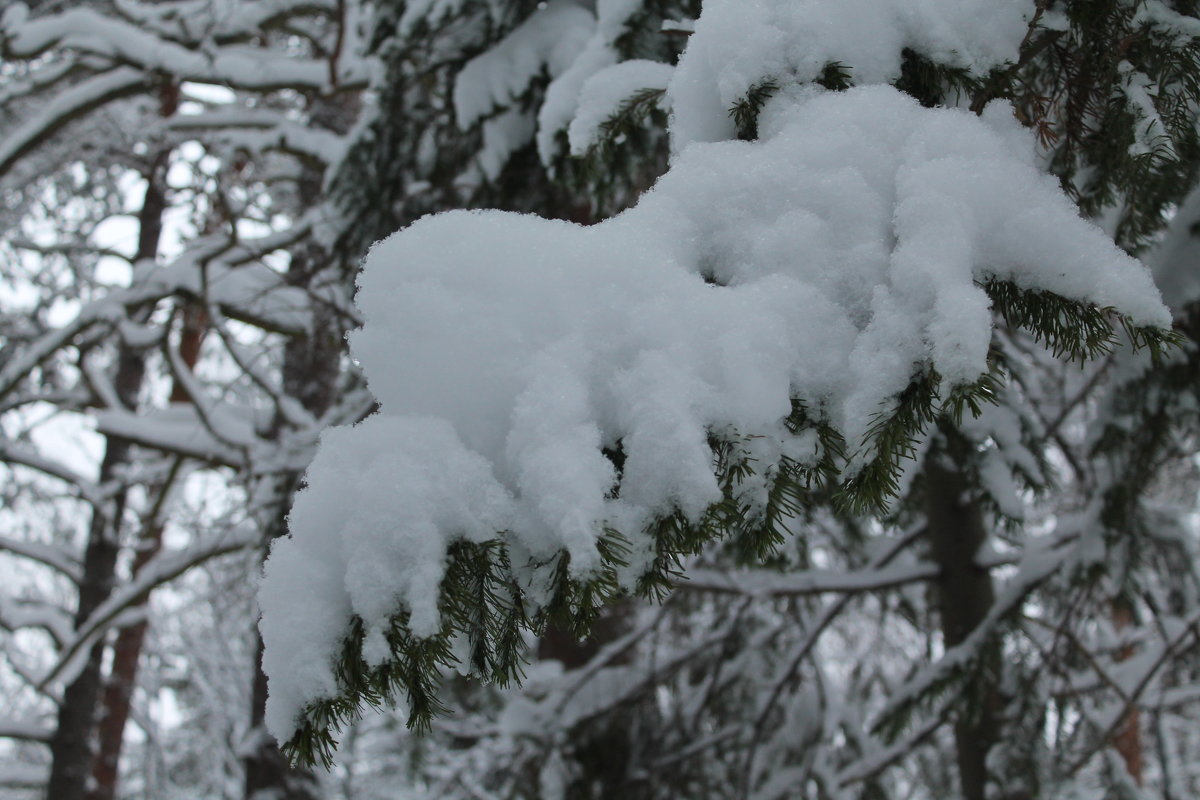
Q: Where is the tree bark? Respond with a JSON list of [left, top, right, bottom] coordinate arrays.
[[87, 306, 204, 800], [85, 525, 161, 800], [1111, 598, 1143, 785], [924, 429, 1000, 800], [243, 170, 341, 800], [45, 144, 170, 800], [536, 602, 642, 799], [244, 635, 323, 800]]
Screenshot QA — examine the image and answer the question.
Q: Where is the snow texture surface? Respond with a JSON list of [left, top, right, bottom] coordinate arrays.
[[534, 0, 645, 164], [568, 59, 674, 155], [454, 1, 594, 130], [666, 0, 1032, 151]]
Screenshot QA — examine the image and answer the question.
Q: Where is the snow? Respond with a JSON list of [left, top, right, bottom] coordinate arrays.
[[1119, 61, 1174, 160], [683, 561, 940, 598], [453, 1, 595, 130], [4, 9, 351, 91], [666, 0, 1033, 151], [0, 534, 81, 583], [1136, 1, 1200, 40], [535, 0, 645, 164], [0, 762, 48, 789], [0, 67, 148, 175], [478, 109, 536, 180], [1148, 184, 1200, 310], [398, 0, 471, 36], [961, 401, 1043, 519], [567, 60, 674, 155], [195, 122, 348, 168], [93, 404, 258, 467], [260, 417, 513, 738], [0, 717, 51, 743], [261, 77, 1170, 741]]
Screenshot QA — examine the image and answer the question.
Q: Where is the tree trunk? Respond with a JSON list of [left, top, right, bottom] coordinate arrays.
[[243, 188, 341, 800], [87, 306, 204, 800], [537, 602, 641, 799], [85, 526, 161, 800], [924, 429, 1000, 800], [1112, 598, 1143, 784], [45, 144, 170, 800], [244, 634, 323, 800], [46, 430, 136, 800]]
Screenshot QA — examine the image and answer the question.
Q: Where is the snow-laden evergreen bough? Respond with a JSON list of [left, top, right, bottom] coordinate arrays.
[[260, 0, 1178, 765]]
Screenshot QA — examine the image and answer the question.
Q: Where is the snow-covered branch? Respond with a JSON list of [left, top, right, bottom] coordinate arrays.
[[0, 597, 74, 648], [0, 717, 53, 743], [0, 535, 81, 584], [0, 440, 105, 508], [2, 8, 363, 92], [37, 528, 262, 690], [0, 66, 148, 177], [681, 561, 938, 598]]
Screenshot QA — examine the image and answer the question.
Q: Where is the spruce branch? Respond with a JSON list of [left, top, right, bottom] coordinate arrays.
[[730, 80, 780, 141]]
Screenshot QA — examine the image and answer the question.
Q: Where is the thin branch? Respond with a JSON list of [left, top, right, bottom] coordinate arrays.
[[680, 561, 940, 598], [0, 66, 150, 177], [205, 304, 316, 430], [834, 705, 952, 788], [740, 523, 928, 794], [36, 529, 261, 690], [10, 239, 134, 265], [0, 438, 105, 508], [0, 534, 81, 583], [3, 9, 365, 92], [0, 596, 73, 647], [1065, 609, 1200, 778]]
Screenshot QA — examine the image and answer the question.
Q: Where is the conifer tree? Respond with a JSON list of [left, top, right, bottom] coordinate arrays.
[[261, 3, 1200, 800]]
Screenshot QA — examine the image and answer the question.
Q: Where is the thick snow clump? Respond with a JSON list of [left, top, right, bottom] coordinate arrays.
[[666, 0, 1031, 149], [260, 81, 1169, 741]]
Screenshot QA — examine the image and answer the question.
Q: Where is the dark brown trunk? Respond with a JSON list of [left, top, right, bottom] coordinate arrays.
[[243, 146, 342, 798], [44, 133, 171, 800], [925, 429, 1000, 800], [1112, 599, 1143, 784], [244, 635, 323, 800], [537, 602, 638, 799], [45, 434, 136, 800], [168, 305, 209, 404], [537, 606, 629, 670], [84, 525, 161, 800], [87, 305, 205, 800]]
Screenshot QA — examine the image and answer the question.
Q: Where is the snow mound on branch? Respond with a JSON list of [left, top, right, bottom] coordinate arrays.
[[453, 0, 595, 129], [260, 85, 1168, 741], [536, 0, 645, 164], [667, 0, 1033, 149], [1148, 184, 1200, 310], [568, 59, 674, 155], [260, 418, 515, 740]]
